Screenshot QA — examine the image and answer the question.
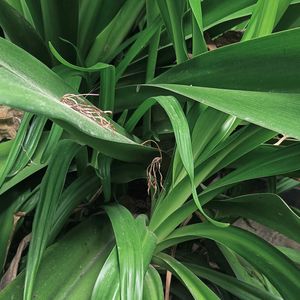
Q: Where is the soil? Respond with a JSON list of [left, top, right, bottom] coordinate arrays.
[[0, 106, 23, 141], [234, 219, 300, 250]]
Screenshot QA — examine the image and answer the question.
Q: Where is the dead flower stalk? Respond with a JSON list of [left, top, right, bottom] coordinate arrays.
[[60, 93, 114, 130], [143, 140, 164, 196]]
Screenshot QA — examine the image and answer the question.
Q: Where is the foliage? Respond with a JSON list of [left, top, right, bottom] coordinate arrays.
[[0, 0, 300, 299]]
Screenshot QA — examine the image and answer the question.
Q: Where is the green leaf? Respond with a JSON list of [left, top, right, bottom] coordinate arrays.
[[209, 193, 300, 244], [242, 0, 279, 40], [202, 0, 257, 29], [24, 140, 81, 300], [0, 0, 51, 65], [146, 0, 161, 82], [126, 96, 227, 227], [201, 143, 300, 199], [0, 113, 33, 187], [49, 168, 101, 242], [0, 38, 156, 162], [86, 0, 145, 65], [277, 246, 300, 264], [78, 0, 125, 57], [0, 133, 48, 197], [158, 224, 300, 300], [8, 116, 47, 176], [186, 263, 281, 300], [153, 253, 219, 300], [91, 247, 120, 300], [0, 217, 115, 300], [143, 265, 164, 300], [151, 28, 300, 92], [115, 16, 163, 81], [105, 205, 144, 300], [188, 0, 207, 55], [150, 126, 275, 238], [146, 83, 300, 141], [0, 189, 32, 271], [156, 0, 187, 63], [40, 0, 79, 63]]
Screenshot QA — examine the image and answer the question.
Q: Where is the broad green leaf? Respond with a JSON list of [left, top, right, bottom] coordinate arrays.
[[23, 0, 44, 36], [188, 0, 207, 55], [277, 246, 300, 264], [145, 83, 300, 141], [49, 168, 101, 242], [150, 126, 275, 237], [135, 215, 157, 269], [143, 265, 164, 300], [156, 0, 187, 63], [242, 0, 280, 40], [115, 17, 163, 81], [126, 96, 226, 226], [201, 143, 300, 199], [187, 263, 281, 300], [40, 0, 79, 63], [92, 213, 156, 300], [150, 28, 300, 92], [0, 0, 50, 65], [105, 205, 144, 300], [8, 116, 47, 176], [153, 253, 219, 300], [173, 107, 235, 186], [209, 193, 300, 244], [0, 217, 115, 300], [0, 113, 33, 187], [78, 0, 125, 57], [91, 247, 120, 300], [202, 0, 257, 29], [157, 224, 300, 299], [276, 1, 300, 31], [0, 133, 49, 197], [24, 140, 81, 300], [218, 245, 268, 289], [0, 189, 31, 271], [153, 140, 300, 240], [0, 38, 156, 162], [86, 0, 145, 65]]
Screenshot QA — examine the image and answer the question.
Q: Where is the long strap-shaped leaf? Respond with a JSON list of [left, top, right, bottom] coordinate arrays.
[[154, 141, 300, 240], [104, 205, 144, 300], [149, 28, 300, 92], [24, 140, 81, 300], [92, 214, 157, 300], [91, 247, 120, 300], [242, 0, 291, 41], [8, 115, 47, 176], [0, 38, 156, 162], [143, 265, 164, 300], [157, 224, 300, 299], [155, 0, 187, 63], [0, 0, 51, 65], [147, 83, 300, 141], [188, 0, 207, 55], [0, 217, 115, 300], [153, 253, 219, 300], [186, 263, 281, 300], [0, 113, 32, 187], [86, 0, 145, 65], [125, 96, 227, 227], [208, 193, 300, 244]]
